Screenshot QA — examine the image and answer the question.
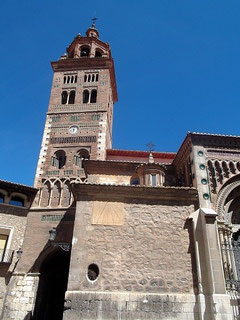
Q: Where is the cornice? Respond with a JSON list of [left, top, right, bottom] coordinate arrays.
[[71, 182, 198, 203]]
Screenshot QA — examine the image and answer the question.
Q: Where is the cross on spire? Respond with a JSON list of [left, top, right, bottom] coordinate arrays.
[[92, 17, 98, 28], [147, 142, 155, 152]]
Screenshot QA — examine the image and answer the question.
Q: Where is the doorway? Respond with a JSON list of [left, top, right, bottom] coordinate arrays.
[[33, 249, 70, 320]]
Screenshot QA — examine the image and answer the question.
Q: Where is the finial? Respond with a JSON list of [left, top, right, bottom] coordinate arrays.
[[91, 17, 98, 28], [148, 152, 154, 164]]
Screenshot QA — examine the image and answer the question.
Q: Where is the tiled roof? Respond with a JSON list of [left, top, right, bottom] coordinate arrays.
[[0, 179, 37, 192], [106, 149, 176, 159]]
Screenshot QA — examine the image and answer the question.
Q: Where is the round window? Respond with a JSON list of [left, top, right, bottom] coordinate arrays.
[[87, 264, 99, 281], [201, 178, 207, 185], [199, 164, 206, 170], [203, 193, 209, 200], [198, 150, 204, 156]]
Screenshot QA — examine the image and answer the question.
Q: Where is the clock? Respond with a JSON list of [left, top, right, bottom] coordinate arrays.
[[69, 126, 78, 134]]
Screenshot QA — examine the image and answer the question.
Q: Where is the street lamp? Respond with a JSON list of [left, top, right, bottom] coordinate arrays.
[[16, 248, 23, 259], [49, 227, 57, 241]]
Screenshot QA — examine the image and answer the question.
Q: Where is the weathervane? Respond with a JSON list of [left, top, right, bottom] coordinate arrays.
[[147, 142, 155, 152], [92, 17, 98, 28]]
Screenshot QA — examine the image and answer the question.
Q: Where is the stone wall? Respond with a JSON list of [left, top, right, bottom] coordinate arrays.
[[2, 273, 39, 320], [0, 209, 28, 317], [79, 202, 197, 294], [65, 188, 200, 319]]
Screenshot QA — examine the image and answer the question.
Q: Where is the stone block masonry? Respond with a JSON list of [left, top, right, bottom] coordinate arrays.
[[2, 273, 39, 320]]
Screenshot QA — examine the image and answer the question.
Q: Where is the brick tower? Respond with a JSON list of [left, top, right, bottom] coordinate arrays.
[[34, 22, 118, 207]]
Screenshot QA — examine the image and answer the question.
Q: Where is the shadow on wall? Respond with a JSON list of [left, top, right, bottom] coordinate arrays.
[[29, 203, 75, 274]]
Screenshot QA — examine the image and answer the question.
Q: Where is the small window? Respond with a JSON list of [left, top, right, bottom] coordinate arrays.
[[90, 90, 97, 103], [68, 90, 75, 104], [61, 91, 68, 104], [96, 74, 99, 82], [84, 75, 87, 82], [151, 174, 157, 186], [87, 264, 99, 281], [88, 74, 91, 82], [83, 90, 89, 104], [10, 196, 24, 207], [63, 76, 66, 84]]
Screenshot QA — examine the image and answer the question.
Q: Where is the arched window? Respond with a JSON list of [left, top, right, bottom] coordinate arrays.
[[88, 74, 91, 82], [68, 90, 75, 104], [63, 76, 66, 84], [95, 50, 102, 57], [83, 90, 89, 104], [61, 91, 68, 104], [84, 75, 87, 82], [92, 74, 95, 82], [130, 175, 140, 186], [67, 76, 70, 84], [10, 196, 24, 207], [52, 150, 66, 169], [90, 90, 97, 103], [74, 149, 90, 167], [0, 192, 4, 203], [80, 46, 90, 57]]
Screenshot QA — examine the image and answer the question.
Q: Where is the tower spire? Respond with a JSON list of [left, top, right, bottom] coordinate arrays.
[[86, 18, 99, 38], [91, 17, 97, 28]]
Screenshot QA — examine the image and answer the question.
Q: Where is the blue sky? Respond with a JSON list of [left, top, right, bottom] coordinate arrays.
[[1, 0, 240, 185]]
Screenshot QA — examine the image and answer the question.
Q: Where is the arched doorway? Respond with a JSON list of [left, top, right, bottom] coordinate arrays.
[[33, 249, 70, 320]]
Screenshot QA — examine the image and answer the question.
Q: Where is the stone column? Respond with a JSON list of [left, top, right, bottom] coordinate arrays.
[[190, 208, 232, 320]]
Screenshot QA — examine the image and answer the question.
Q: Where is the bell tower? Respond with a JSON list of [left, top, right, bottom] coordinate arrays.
[[34, 23, 118, 207]]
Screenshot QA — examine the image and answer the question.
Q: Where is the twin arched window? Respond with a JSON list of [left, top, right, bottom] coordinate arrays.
[[83, 89, 97, 104], [51, 150, 66, 169], [61, 90, 75, 105], [51, 149, 90, 170], [80, 46, 103, 58], [74, 149, 90, 168], [84, 74, 99, 82], [63, 75, 77, 84]]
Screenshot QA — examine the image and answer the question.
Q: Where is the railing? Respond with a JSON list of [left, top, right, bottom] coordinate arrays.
[[221, 239, 240, 292], [0, 249, 14, 263]]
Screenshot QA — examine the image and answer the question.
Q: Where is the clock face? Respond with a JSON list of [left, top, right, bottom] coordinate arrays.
[[69, 126, 78, 134]]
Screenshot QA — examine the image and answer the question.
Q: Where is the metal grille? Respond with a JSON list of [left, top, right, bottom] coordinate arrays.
[[221, 239, 240, 291]]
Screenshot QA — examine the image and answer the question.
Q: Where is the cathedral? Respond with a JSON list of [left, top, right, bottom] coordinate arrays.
[[0, 22, 240, 320]]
